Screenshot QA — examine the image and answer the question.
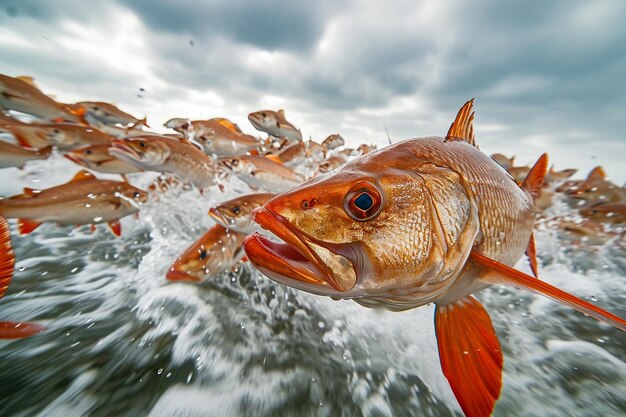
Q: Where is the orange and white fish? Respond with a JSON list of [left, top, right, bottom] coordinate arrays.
[[190, 120, 261, 157], [580, 202, 626, 225], [166, 224, 245, 282], [163, 117, 190, 134], [356, 143, 376, 155], [208, 193, 275, 233], [243, 100, 626, 417], [248, 109, 302, 143], [0, 170, 147, 236], [0, 140, 52, 168], [64, 144, 143, 177], [305, 140, 326, 162], [269, 141, 306, 167], [321, 134, 345, 151], [0, 216, 46, 339], [4, 121, 111, 150], [490, 153, 515, 170], [110, 136, 218, 190], [72, 101, 148, 128], [317, 154, 348, 174], [0, 74, 82, 123], [562, 166, 626, 206], [220, 155, 304, 193]]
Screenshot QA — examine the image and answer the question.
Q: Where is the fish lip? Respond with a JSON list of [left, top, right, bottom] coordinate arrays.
[[110, 140, 139, 159], [166, 268, 202, 283], [208, 207, 227, 225], [63, 153, 82, 164], [245, 207, 344, 291]]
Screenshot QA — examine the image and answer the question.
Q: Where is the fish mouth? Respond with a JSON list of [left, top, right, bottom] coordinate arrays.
[[63, 153, 82, 165], [207, 207, 227, 225], [110, 140, 140, 159], [166, 268, 202, 283], [243, 207, 350, 294]]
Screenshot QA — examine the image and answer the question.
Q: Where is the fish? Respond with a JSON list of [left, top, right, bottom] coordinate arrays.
[[580, 202, 626, 224], [166, 224, 246, 282], [85, 118, 152, 138], [220, 155, 304, 193], [72, 101, 148, 128], [317, 154, 348, 174], [0, 170, 147, 236], [0, 216, 46, 339], [0, 74, 82, 123], [7, 122, 112, 150], [208, 117, 244, 134], [321, 134, 345, 151], [109, 136, 218, 190], [64, 144, 143, 177], [208, 193, 275, 233], [189, 120, 261, 157], [545, 166, 577, 184], [356, 143, 376, 155], [0, 140, 52, 168], [490, 153, 515, 170], [562, 166, 626, 207], [248, 109, 302, 143], [269, 141, 306, 167], [163, 117, 190, 134], [305, 140, 326, 162], [242, 100, 626, 417]]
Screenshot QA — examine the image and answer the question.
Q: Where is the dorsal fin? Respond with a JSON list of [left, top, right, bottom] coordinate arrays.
[[521, 153, 549, 200], [22, 188, 42, 197], [277, 109, 285, 117], [69, 170, 96, 182], [446, 99, 476, 147], [586, 166, 605, 181], [16, 76, 38, 88]]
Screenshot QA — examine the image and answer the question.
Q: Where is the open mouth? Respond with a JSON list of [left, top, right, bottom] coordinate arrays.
[[207, 207, 227, 225], [63, 153, 82, 164], [243, 207, 344, 291], [110, 140, 139, 159]]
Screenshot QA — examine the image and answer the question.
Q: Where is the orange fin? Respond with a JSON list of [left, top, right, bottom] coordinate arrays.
[[0, 217, 15, 299], [470, 250, 626, 331], [16, 76, 38, 87], [69, 170, 96, 182], [526, 232, 539, 278], [521, 153, 549, 200], [445, 99, 476, 147], [108, 220, 121, 237], [265, 154, 283, 164], [435, 296, 503, 417], [18, 218, 41, 235], [90, 224, 96, 233], [586, 166, 605, 181], [0, 321, 46, 339], [22, 187, 42, 197], [166, 268, 202, 283]]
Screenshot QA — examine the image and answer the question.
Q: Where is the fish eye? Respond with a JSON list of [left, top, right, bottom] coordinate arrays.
[[139, 141, 147, 148], [231, 206, 241, 215], [344, 182, 383, 221], [199, 249, 207, 260], [261, 112, 266, 117], [85, 149, 92, 155], [231, 159, 239, 167], [133, 192, 140, 198], [93, 106, 99, 111], [53, 129, 60, 134]]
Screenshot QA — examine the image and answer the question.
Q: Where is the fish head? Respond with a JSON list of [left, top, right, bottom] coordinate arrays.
[[115, 183, 149, 208], [219, 156, 255, 176], [248, 110, 276, 131], [243, 151, 477, 300], [208, 193, 275, 233], [164, 118, 190, 134], [65, 146, 109, 166], [109, 138, 170, 168]]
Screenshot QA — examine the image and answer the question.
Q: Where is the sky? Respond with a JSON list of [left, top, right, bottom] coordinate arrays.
[[1, 0, 625, 183]]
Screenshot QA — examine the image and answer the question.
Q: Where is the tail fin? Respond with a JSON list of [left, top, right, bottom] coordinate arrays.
[[471, 250, 626, 331], [0, 216, 14, 300], [131, 117, 149, 129]]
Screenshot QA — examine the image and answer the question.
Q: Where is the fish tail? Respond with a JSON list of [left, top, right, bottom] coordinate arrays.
[[0, 321, 46, 339], [471, 250, 626, 331], [0, 216, 14, 299]]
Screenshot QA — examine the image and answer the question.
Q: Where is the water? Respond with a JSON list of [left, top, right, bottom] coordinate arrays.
[[0, 154, 625, 417]]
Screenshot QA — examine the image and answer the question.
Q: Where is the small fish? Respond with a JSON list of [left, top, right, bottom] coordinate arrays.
[[545, 166, 577, 184], [208, 193, 275, 233], [269, 141, 306, 167], [0, 140, 52, 168], [563, 166, 626, 206], [356, 143, 376, 155], [317, 154, 348, 174], [0, 74, 82, 123], [580, 202, 626, 224], [507, 165, 530, 185], [86, 118, 151, 138], [7, 122, 112, 150], [166, 224, 246, 282], [305, 140, 326, 162], [220, 155, 304, 193], [248, 109, 302, 143], [0, 216, 46, 339], [321, 134, 345, 151], [490, 153, 515, 170], [64, 144, 143, 177], [109, 136, 218, 190], [208, 117, 244, 134], [243, 100, 626, 417], [0, 170, 147, 236], [72, 101, 148, 128], [163, 117, 190, 134], [190, 120, 261, 157]]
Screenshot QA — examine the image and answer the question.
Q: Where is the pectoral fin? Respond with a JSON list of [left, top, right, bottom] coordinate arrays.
[[435, 296, 503, 417], [107, 220, 121, 237], [0, 321, 46, 339], [470, 250, 626, 331], [18, 218, 42, 235]]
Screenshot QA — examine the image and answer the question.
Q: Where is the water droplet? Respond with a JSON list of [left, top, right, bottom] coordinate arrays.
[[157, 368, 163, 375], [18, 266, 25, 272], [71, 267, 79, 273], [318, 321, 325, 329]]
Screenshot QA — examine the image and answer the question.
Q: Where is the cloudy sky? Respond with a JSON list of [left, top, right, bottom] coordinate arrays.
[[1, 0, 625, 182]]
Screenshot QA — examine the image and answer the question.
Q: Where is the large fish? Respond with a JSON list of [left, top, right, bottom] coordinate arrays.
[[0, 74, 82, 123], [190, 120, 261, 157], [208, 193, 275, 233], [0, 140, 52, 168], [71, 101, 148, 128], [8, 123, 112, 150], [220, 155, 304, 193], [64, 144, 143, 177], [109, 136, 218, 191], [243, 100, 626, 417], [248, 109, 302, 143], [0, 170, 147, 236], [0, 216, 46, 339], [166, 224, 245, 282]]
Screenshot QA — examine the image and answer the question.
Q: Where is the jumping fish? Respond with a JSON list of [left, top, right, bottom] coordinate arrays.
[[190, 120, 261, 157], [72, 101, 148, 128], [7, 123, 112, 150], [0, 74, 82, 123], [321, 134, 345, 151], [0, 170, 147, 236], [64, 144, 143, 177], [248, 109, 302, 143], [580, 202, 626, 225], [243, 100, 626, 417], [220, 155, 304, 193], [0, 140, 52, 168], [208, 193, 275, 233], [0, 216, 46, 339], [166, 224, 246, 282], [109, 136, 218, 190]]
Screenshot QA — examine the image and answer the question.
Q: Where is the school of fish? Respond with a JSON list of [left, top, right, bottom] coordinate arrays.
[[1, 74, 625, 417]]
